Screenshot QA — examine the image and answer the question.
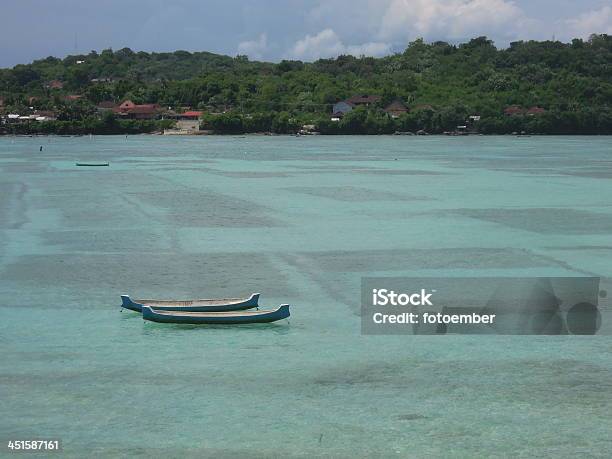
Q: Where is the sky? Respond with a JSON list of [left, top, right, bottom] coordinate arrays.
[[1, 0, 612, 67]]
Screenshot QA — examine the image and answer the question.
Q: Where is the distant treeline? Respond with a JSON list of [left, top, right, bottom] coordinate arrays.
[[201, 106, 612, 135], [3, 107, 611, 135], [1, 34, 612, 135], [1, 114, 174, 135]]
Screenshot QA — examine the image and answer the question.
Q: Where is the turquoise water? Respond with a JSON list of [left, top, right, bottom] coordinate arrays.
[[1, 135, 612, 458]]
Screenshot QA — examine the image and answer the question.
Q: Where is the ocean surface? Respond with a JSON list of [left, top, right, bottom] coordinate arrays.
[[1, 135, 611, 458]]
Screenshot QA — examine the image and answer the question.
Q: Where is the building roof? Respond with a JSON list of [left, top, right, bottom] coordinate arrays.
[[114, 100, 160, 115], [181, 110, 203, 118], [504, 105, 525, 115], [346, 94, 382, 105], [527, 106, 546, 115], [65, 95, 83, 101], [126, 104, 160, 114], [118, 100, 136, 109], [384, 100, 408, 113]]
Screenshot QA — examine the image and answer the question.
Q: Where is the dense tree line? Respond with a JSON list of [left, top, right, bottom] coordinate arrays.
[[1, 35, 612, 135], [198, 105, 612, 135], [2, 112, 174, 135]]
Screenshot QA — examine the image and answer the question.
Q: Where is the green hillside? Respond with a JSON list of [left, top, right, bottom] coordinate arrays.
[[1, 35, 612, 134]]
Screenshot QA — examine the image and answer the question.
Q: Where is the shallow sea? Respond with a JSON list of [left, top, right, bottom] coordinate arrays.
[[1, 135, 611, 458]]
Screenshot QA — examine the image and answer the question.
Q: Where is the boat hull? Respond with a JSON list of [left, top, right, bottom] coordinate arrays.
[[120, 293, 260, 313], [142, 304, 290, 325]]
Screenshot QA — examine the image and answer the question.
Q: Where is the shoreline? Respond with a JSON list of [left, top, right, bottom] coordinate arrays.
[[3, 132, 612, 138]]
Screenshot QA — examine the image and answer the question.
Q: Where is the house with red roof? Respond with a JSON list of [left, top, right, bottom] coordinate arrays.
[[113, 100, 161, 120], [174, 111, 202, 131], [179, 110, 203, 120], [526, 106, 546, 116], [504, 105, 526, 116], [116, 100, 137, 111]]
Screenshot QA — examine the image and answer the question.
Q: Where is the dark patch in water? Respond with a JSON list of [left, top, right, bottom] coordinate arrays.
[[543, 246, 612, 251], [212, 171, 291, 178], [285, 186, 427, 202], [281, 248, 563, 313], [25, 169, 278, 227], [357, 169, 448, 176], [562, 169, 612, 179], [301, 248, 554, 272], [455, 208, 612, 235], [396, 414, 428, 421], [130, 189, 282, 227], [117, 159, 215, 164], [43, 229, 172, 252], [1, 252, 295, 307], [0, 181, 28, 229], [1, 163, 48, 173], [313, 362, 401, 386]]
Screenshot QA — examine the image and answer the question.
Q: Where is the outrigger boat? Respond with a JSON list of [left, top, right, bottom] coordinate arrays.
[[142, 304, 290, 325], [120, 293, 260, 313]]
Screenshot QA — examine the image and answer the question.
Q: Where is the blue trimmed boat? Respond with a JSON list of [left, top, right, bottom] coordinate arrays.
[[142, 304, 290, 325], [120, 293, 260, 313]]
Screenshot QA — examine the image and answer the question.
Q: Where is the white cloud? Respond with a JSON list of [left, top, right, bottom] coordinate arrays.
[[244, 1, 611, 62], [565, 6, 612, 39], [287, 0, 543, 60], [291, 29, 344, 60], [237, 33, 267, 59], [379, 0, 534, 42], [289, 28, 391, 61]]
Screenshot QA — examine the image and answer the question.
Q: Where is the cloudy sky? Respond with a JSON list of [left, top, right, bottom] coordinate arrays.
[[1, 0, 611, 67]]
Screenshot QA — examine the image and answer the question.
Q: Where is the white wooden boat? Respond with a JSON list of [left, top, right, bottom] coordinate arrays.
[[120, 293, 260, 313], [141, 304, 290, 324]]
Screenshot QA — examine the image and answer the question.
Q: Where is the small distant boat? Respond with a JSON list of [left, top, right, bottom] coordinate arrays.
[[142, 304, 290, 325], [120, 293, 260, 313], [76, 162, 109, 167]]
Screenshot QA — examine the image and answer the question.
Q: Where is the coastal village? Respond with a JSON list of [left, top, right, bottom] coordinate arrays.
[[0, 83, 547, 135]]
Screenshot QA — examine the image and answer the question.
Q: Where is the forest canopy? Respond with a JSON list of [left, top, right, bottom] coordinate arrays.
[[1, 35, 612, 135]]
